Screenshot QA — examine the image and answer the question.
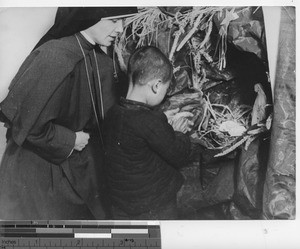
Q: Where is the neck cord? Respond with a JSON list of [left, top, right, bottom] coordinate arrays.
[[92, 49, 105, 120], [112, 47, 119, 82], [75, 34, 104, 146]]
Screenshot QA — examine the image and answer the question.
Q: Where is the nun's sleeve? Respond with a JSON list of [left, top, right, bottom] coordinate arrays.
[[24, 122, 76, 165], [20, 65, 77, 165]]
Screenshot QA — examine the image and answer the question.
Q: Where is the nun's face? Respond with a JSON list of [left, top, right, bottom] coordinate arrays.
[[87, 18, 124, 46]]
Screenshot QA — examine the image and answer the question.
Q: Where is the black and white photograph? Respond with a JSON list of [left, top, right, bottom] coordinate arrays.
[[0, 1, 297, 248]]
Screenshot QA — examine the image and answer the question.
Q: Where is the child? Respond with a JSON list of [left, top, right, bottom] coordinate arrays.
[[104, 46, 192, 219]]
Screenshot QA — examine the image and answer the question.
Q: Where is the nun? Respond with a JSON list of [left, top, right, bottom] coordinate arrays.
[[0, 7, 137, 220]]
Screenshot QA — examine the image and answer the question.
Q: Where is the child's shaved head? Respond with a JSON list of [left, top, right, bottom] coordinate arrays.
[[128, 46, 173, 86]]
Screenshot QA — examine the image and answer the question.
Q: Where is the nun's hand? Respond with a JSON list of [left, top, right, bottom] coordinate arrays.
[[74, 131, 90, 151]]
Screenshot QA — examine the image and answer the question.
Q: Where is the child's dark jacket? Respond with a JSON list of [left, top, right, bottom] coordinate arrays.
[[104, 97, 191, 215]]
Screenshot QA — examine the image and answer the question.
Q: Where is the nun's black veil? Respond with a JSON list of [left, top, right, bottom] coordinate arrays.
[[34, 7, 137, 50]]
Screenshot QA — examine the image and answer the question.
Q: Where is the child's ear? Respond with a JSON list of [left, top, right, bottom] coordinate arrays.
[[151, 80, 161, 94]]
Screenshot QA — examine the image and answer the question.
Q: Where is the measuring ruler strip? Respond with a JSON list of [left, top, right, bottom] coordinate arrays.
[[0, 221, 159, 227], [0, 221, 161, 248], [1, 229, 151, 237], [1, 238, 161, 248]]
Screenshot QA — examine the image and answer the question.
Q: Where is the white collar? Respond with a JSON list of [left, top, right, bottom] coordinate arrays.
[[80, 31, 96, 45]]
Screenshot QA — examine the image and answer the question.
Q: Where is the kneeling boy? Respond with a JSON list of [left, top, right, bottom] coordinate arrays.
[[104, 46, 192, 219]]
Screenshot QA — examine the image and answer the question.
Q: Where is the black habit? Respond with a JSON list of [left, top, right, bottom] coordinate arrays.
[[0, 33, 116, 219]]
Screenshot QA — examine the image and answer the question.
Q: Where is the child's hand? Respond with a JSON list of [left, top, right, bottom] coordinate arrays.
[[164, 108, 180, 124], [74, 131, 90, 151], [172, 117, 194, 133]]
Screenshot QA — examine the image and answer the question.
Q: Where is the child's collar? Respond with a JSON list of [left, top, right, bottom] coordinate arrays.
[[120, 97, 154, 110]]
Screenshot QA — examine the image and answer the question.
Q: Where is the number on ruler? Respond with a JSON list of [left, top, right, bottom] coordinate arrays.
[[124, 238, 135, 247]]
